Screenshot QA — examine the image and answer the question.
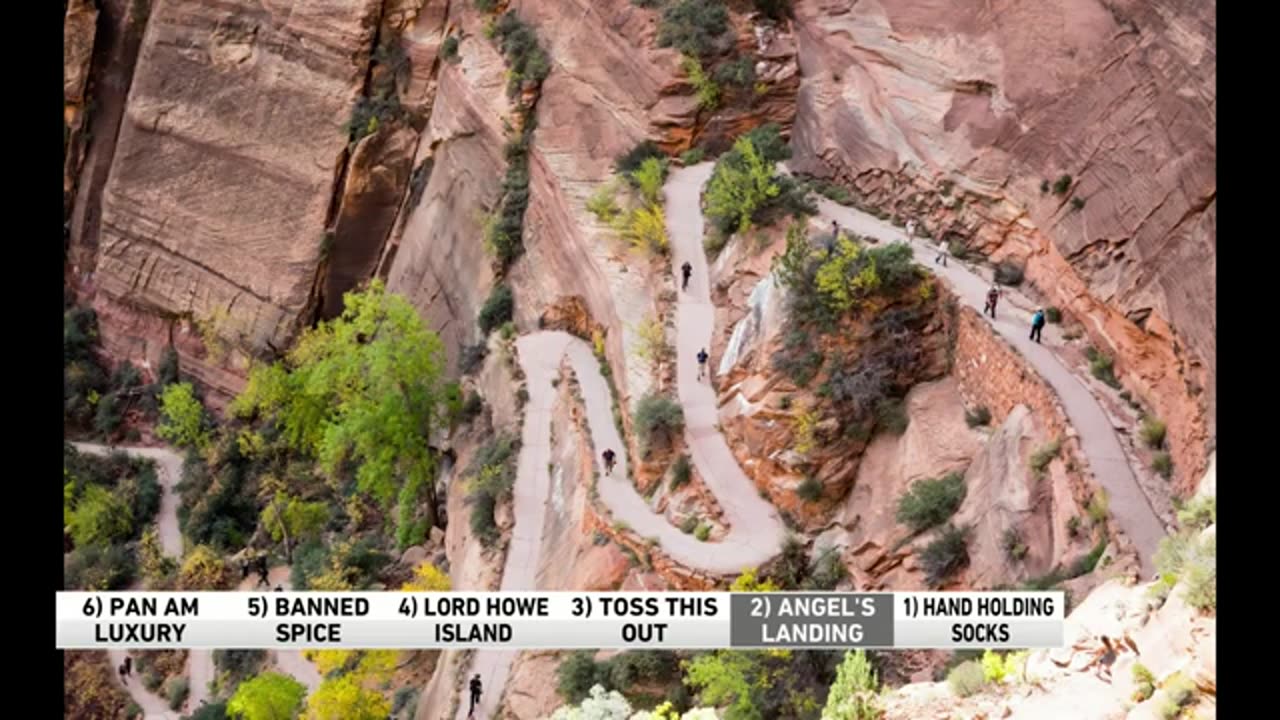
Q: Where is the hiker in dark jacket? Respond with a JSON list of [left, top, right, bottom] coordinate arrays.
[[984, 285, 1001, 318], [681, 261, 693, 291], [696, 348, 709, 380], [1030, 309, 1046, 343], [602, 448, 617, 475], [468, 674, 483, 717]]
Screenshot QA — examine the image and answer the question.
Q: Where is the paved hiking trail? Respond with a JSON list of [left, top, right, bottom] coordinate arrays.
[[70, 442, 321, 719], [453, 163, 788, 719], [806, 191, 1167, 577], [456, 161, 1169, 715]]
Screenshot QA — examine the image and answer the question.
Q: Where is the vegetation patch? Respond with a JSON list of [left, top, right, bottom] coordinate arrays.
[[896, 472, 966, 534], [1085, 346, 1122, 388], [920, 523, 971, 587], [994, 261, 1024, 286], [1029, 438, 1061, 478], [657, 0, 730, 57], [634, 392, 684, 455], [947, 659, 986, 698]]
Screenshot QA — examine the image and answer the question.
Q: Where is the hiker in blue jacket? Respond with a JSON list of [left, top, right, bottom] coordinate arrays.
[[1030, 309, 1046, 343]]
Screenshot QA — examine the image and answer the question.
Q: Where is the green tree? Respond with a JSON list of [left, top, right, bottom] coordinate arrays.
[[261, 492, 331, 545], [233, 281, 448, 547], [822, 650, 881, 719], [302, 674, 391, 720], [705, 136, 780, 236], [683, 651, 765, 720], [157, 382, 209, 448], [68, 484, 134, 547], [227, 671, 307, 720], [896, 473, 966, 534]]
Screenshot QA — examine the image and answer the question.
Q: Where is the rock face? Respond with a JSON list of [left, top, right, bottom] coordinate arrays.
[[85, 0, 383, 399], [791, 0, 1216, 489], [63, 0, 98, 216], [838, 377, 986, 589]]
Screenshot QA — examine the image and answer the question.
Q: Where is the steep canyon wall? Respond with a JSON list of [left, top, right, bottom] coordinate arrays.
[[790, 0, 1215, 490]]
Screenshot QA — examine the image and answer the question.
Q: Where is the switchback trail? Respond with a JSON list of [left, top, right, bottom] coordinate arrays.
[[805, 191, 1166, 577], [70, 442, 321, 718], [454, 163, 788, 719]]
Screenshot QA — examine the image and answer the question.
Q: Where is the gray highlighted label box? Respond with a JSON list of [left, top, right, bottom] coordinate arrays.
[[729, 594, 894, 648]]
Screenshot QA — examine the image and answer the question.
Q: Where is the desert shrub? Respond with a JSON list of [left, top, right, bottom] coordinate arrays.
[[680, 516, 699, 534], [343, 92, 405, 145], [1178, 534, 1216, 613], [1052, 174, 1072, 195], [715, 56, 757, 88], [164, 677, 190, 711], [179, 545, 231, 590], [947, 660, 986, 697], [670, 454, 692, 489], [491, 11, 551, 96], [1067, 516, 1082, 538], [797, 476, 823, 503], [1039, 179, 1050, 193], [965, 406, 991, 427], [440, 35, 460, 62], [695, 523, 711, 541], [213, 649, 266, 681], [993, 261, 1024, 286], [874, 398, 909, 435], [1084, 346, 1121, 388], [1029, 438, 1061, 478], [680, 146, 706, 165], [1002, 528, 1028, 561], [822, 649, 880, 720], [68, 483, 134, 547], [630, 156, 668, 205], [634, 392, 684, 452], [1157, 672, 1196, 718], [587, 179, 623, 223], [558, 651, 605, 703], [1070, 197, 1086, 210], [921, 524, 970, 587], [475, 0, 499, 10], [980, 650, 1024, 684], [64, 542, 136, 590], [1151, 452, 1173, 479], [615, 140, 666, 176], [478, 284, 514, 335], [657, 0, 730, 57], [623, 205, 669, 254], [773, 338, 824, 387], [1131, 663, 1155, 702], [896, 473, 966, 534], [1087, 489, 1109, 525], [1045, 306, 1062, 323], [1176, 495, 1215, 531], [683, 56, 720, 110], [1140, 417, 1167, 449]]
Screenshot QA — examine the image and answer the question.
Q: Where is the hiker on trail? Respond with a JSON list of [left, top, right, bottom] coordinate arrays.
[[1030, 308, 1046, 343], [681, 261, 693, 292], [468, 674, 483, 717], [118, 656, 132, 682], [906, 219, 917, 238], [240, 558, 250, 581], [984, 285, 1001, 319], [831, 220, 840, 240], [696, 348, 709, 381], [257, 557, 270, 587], [602, 448, 617, 475], [1095, 636, 1118, 683], [934, 235, 948, 266]]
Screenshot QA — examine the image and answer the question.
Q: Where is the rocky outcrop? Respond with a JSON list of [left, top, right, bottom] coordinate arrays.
[[63, 0, 99, 218], [791, 0, 1215, 491], [838, 377, 985, 589], [85, 0, 385, 400]]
